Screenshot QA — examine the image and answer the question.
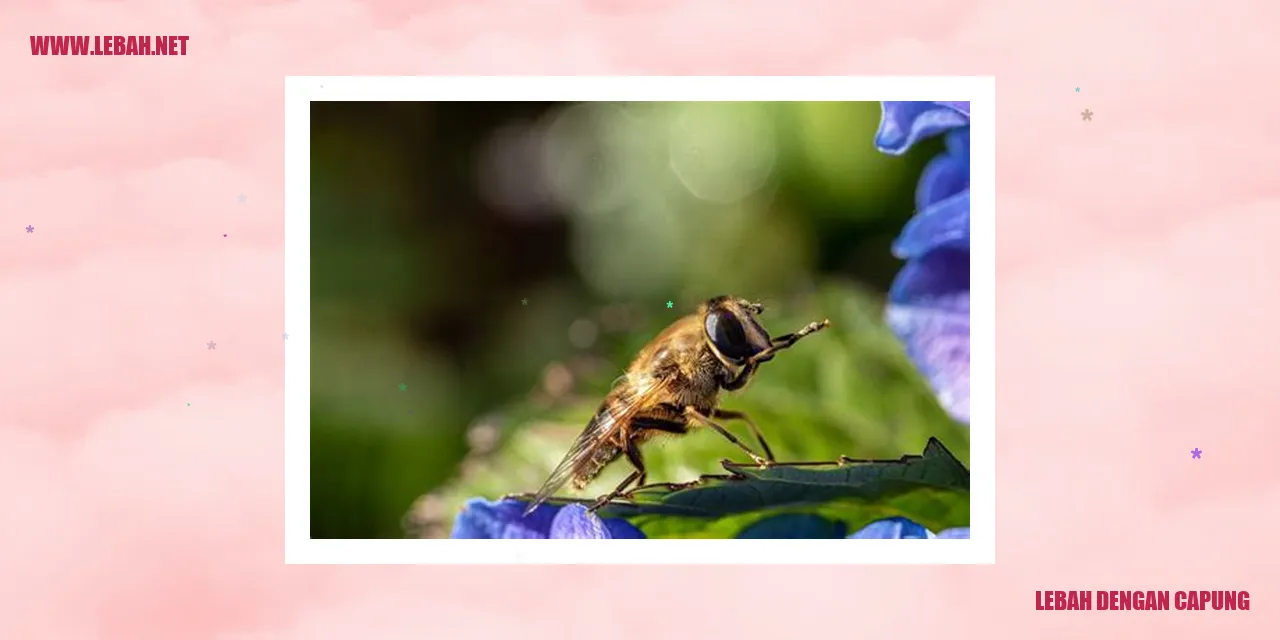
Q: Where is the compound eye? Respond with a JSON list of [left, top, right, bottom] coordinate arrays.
[[704, 309, 757, 363]]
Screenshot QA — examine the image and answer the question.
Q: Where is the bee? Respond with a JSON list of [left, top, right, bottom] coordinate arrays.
[[522, 296, 830, 516]]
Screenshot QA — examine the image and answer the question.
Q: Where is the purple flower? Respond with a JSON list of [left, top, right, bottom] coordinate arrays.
[[847, 516, 969, 539], [450, 498, 645, 539], [875, 102, 971, 157], [876, 102, 971, 423]]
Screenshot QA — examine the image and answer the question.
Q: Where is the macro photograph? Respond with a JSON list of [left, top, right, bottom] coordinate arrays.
[[305, 96, 975, 543]]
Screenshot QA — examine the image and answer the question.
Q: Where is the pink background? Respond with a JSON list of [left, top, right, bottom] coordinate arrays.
[[3, 0, 1277, 637]]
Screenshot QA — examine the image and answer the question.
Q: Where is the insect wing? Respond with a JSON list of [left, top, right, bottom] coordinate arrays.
[[522, 374, 670, 515]]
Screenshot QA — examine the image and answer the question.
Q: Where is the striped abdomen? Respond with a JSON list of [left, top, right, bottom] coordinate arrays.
[[570, 441, 623, 490]]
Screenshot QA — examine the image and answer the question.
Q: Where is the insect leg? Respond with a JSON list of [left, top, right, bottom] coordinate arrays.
[[711, 409, 775, 462], [747, 319, 832, 365], [771, 318, 831, 348], [720, 456, 887, 470], [624, 437, 648, 489], [623, 479, 700, 494], [619, 479, 708, 501], [587, 469, 641, 513], [720, 362, 758, 391], [683, 407, 770, 466], [586, 438, 648, 513]]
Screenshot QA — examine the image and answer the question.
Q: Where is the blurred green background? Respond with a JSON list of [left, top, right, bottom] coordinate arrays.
[[310, 101, 965, 539]]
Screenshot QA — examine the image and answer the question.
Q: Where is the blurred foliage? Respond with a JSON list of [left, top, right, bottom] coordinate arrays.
[[311, 101, 954, 539]]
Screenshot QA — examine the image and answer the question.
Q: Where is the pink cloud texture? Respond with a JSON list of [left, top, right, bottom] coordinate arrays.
[[3, 0, 1279, 637]]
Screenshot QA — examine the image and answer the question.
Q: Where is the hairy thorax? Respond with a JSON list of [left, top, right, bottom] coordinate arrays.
[[675, 346, 728, 413]]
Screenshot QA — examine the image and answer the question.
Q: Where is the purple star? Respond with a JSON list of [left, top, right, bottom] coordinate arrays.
[[25, 225, 34, 233], [206, 341, 217, 350], [1191, 448, 1202, 459]]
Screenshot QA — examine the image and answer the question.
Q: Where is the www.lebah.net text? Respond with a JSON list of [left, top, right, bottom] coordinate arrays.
[[30, 36, 190, 56]]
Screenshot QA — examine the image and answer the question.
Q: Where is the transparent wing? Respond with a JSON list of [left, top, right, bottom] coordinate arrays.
[[522, 373, 672, 515]]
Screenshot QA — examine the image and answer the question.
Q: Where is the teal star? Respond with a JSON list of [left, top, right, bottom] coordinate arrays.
[[1075, 87, 1080, 92], [666, 301, 674, 309], [398, 383, 407, 391]]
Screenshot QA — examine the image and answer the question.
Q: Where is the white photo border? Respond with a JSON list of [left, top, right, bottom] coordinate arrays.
[[284, 76, 995, 565]]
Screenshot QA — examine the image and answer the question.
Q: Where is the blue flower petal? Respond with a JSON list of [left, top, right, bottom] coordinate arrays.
[[936, 527, 970, 539], [887, 249, 969, 422], [548, 503, 647, 539], [879, 103, 971, 424], [932, 101, 971, 118], [876, 102, 971, 156], [848, 516, 934, 539], [893, 190, 970, 260], [943, 126, 969, 158], [450, 498, 561, 539], [886, 301, 969, 423], [736, 513, 848, 539], [602, 517, 647, 539], [915, 155, 968, 214], [914, 128, 970, 213], [549, 504, 610, 538], [889, 247, 968, 303]]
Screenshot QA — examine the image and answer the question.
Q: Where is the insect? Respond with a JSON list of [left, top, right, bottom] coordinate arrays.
[[522, 296, 830, 516]]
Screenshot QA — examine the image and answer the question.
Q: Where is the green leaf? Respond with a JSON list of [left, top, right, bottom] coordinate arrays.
[[536, 437, 968, 538]]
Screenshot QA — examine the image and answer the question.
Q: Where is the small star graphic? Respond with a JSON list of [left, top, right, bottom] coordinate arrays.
[[1081, 109, 1093, 121], [206, 341, 217, 350], [282, 333, 289, 340], [1075, 87, 1080, 92], [521, 298, 528, 306], [666, 301, 674, 309], [25, 225, 34, 233], [237, 194, 247, 204], [1191, 448, 1202, 459], [398, 383, 407, 391]]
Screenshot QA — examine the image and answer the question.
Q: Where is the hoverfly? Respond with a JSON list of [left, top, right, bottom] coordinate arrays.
[[522, 296, 830, 515]]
